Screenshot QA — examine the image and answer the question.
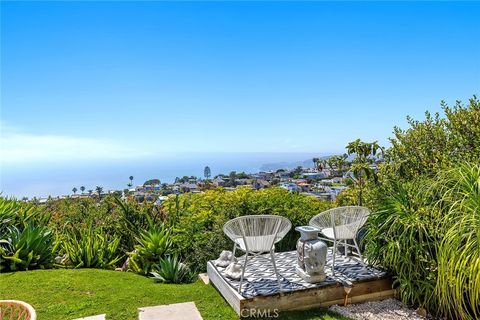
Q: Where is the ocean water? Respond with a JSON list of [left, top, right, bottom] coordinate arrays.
[[0, 152, 321, 198]]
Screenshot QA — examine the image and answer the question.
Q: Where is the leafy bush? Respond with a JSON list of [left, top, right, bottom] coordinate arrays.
[[45, 195, 163, 257], [0, 223, 54, 271], [128, 224, 171, 275], [150, 255, 196, 284], [383, 96, 480, 180], [60, 227, 122, 269]]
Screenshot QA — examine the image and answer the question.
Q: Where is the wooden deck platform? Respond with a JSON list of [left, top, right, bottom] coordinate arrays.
[[207, 250, 394, 316]]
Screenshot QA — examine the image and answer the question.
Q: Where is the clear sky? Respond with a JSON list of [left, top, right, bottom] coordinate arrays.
[[1, 1, 479, 167]]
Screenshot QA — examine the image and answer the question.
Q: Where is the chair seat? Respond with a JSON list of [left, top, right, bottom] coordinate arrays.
[[321, 226, 356, 240], [234, 235, 279, 252]]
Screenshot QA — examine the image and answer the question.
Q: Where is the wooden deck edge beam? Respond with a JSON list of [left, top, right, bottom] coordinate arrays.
[[207, 262, 245, 314], [207, 260, 394, 317]]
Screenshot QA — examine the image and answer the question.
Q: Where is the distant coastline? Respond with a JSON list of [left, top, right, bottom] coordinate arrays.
[[1, 152, 331, 198]]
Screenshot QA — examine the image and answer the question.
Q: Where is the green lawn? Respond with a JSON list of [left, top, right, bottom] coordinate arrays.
[[0, 269, 348, 320]]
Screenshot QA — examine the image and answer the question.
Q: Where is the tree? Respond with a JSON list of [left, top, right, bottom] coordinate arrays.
[[327, 154, 349, 177], [144, 179, 160, 186], [204, 166, 211, 180], [95, 186, 103, 197], [313, 158, 327, 171], [72, 187, 77, 195], [88, 190, 93, 195], [80, 186, 85, 194], [128, 176, 134, 187], [229, 171, 237, 187], [346, 139, 383, 206]]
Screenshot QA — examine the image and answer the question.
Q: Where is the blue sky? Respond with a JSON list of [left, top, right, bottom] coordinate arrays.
[[1, 1, 479, 166]]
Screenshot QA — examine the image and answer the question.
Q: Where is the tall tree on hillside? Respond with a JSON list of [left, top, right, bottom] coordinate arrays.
[[128, 176, 134, 187], [80, 186, 85, 194], [204, 166, 211, 180], [346, 139, 383, 205], [312, 158, 319, 168], [95, 186, 103, 197], [72, 187, 77, 195], [229, 171, 237, 187]]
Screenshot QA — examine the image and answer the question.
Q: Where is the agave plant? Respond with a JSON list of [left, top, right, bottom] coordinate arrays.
[[0, 197, 18, 236], [128, 224, 171, 275], [60, 227, 122, 269], [0, 223, 54, 271], [0, 198, 50, 237], [150, 255, 196, 284]]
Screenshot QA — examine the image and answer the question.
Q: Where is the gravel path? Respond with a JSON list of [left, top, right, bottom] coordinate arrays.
[[329, 298, 424, 320]]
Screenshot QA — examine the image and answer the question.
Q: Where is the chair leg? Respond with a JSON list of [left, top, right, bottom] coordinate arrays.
[[238, 251, 249, 294], [353, 238, 365, 266], [332, 239, 337, 276], [232, 243, 237, 262], [270, 249, 282, 292]]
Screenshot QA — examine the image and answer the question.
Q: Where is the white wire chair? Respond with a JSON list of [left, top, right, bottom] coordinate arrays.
[[309, 206, 370, 275], [0, 300, 36, 320], [223, 215, 292, 293]]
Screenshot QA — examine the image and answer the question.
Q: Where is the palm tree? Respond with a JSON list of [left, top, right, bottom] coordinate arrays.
[[327, 154, 349, 177], [80, 186, 85, 194], [129, 176, 134, 187], [88, 189, 93, 195], [72, 187, 77, 195], [95, 186, 103, 197], [314, 158, 327, 171]]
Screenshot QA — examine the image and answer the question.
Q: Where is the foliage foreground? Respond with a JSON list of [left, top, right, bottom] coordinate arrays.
[[362, 97, 480, 319], [0, 269, 348, 320]]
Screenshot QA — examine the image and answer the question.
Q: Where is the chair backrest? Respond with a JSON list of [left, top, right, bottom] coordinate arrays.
[[0, 300, 36, 320], [223, 215, 292, 252], [309, 206, 370, 239]]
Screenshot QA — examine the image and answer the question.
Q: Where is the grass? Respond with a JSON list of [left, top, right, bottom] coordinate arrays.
[[0, 269, 349, 320]]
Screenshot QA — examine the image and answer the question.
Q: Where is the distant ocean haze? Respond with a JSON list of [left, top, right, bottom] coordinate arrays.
[[0, 152, 326, 198]]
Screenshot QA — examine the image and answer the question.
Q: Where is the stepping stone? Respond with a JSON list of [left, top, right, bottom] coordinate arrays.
[[198, 273, 210, 284], [138, 302, 202, 320], [74, 315, 106, 320]]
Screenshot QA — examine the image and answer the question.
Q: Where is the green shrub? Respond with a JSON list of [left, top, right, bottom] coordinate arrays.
[[150, 255, 196, 284], [128, 224, 171, 275], [363, 179, 439, 309], [60, 227, 122, 269], [364, 163, 480, 319], [45, 196, 162, 257], [0, 223, 54, 271], [383, 96, 480, 181], [434, 164, 480, 319]]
